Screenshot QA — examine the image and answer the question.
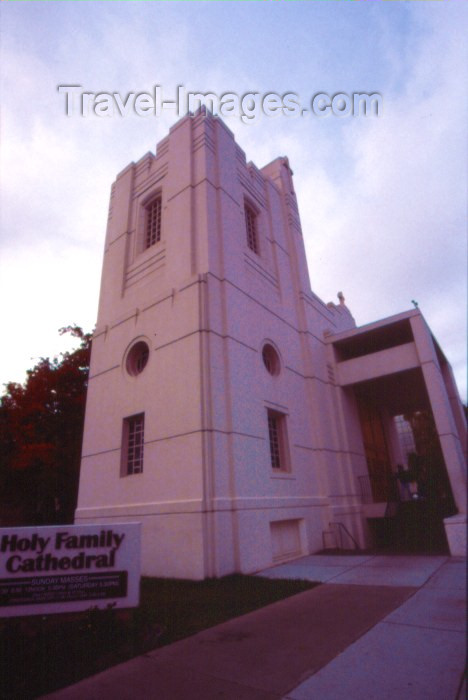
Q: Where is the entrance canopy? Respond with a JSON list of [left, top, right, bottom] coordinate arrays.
[[326, 308, 467, 554]]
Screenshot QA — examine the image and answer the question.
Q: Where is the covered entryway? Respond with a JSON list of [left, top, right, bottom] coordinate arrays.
[[328, 310, 466, 555], [353, 372, 455, 553]]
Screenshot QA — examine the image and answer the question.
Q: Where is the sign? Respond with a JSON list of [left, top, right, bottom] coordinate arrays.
[[0, 523, 140, 617]]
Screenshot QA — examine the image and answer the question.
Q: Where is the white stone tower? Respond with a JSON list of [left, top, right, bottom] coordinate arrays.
[[75, 111, 359, 578]]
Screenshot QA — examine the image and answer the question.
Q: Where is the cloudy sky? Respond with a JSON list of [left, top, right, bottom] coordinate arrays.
[[1, 2, 466, 400]]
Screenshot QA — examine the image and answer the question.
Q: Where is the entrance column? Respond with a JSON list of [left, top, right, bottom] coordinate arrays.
[[410, 314, 466, 554], [410, 315, 466, 512]]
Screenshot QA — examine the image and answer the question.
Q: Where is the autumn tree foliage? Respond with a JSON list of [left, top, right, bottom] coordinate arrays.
[[0, 326, 91, 526]]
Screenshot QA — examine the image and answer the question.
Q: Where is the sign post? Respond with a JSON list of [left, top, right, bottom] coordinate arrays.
[[0, 523, 141, 617]]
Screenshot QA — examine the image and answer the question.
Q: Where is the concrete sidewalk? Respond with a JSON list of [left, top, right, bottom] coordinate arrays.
[[43, 555, 466, 700]]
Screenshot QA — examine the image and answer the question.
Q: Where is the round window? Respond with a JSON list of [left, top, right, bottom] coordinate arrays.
[[126, 341, 150, 376], [262, 343, 280, 376]]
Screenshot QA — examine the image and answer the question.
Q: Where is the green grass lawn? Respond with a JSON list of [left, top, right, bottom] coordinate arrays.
[[0, 574, 317, 698]]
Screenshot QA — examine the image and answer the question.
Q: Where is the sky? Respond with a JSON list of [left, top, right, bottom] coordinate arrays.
[[1, 1, 466, 401]]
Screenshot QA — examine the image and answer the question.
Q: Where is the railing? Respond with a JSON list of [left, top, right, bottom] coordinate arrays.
[[328, 521, 361, 551]]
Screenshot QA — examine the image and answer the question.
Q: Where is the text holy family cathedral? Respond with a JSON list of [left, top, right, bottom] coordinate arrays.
[[1, 530, 125, 574]]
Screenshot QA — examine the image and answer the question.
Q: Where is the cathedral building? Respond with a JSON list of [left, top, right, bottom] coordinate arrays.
[[75, 111, 466, 578]]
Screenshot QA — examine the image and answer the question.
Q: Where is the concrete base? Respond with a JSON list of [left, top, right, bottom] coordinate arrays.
[[75, 510, 207, 580], [443, 514, 467, 556]]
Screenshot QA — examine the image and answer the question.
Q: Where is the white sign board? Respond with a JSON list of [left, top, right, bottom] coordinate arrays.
[[0, 523, 141, 618]]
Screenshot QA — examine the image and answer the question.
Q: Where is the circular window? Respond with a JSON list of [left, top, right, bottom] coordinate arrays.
[[262, 343, 280, 376], [126, 341, 150, 376]]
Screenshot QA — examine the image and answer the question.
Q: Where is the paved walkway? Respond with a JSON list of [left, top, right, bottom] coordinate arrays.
[[43, 555, 466, 700]]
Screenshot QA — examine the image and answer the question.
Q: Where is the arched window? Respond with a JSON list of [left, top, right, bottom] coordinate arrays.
[[126, 341, 150, 376], [262, 343, 280, 376]]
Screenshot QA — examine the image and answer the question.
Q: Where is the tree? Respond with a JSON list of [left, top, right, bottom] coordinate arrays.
[[0, 326, 91, 525]]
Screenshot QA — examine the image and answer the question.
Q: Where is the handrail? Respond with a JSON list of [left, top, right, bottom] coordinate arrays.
[[329, 521, 361, 551]]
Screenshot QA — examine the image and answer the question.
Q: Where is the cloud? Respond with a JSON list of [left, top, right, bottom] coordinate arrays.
[[1, 2, 465, 399], [0, 243, 101, 391], [291, 5, 467, 396]]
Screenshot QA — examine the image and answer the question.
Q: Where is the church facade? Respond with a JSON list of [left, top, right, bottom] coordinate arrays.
[[75, 112, 466, 578]]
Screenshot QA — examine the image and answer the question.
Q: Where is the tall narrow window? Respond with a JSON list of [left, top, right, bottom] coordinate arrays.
[[267, 409, 289, 471], [145, 196, 162, 248], [122, 413, 145, 475], [394, 414, 416, 461], [244, 202, 258, 254]]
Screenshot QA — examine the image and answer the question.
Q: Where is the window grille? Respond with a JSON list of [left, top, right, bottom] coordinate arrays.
[[126, 341, 150, 376], [125, 413, 145, 475], [136, 346, 149, 373], [145, 196, 162, 248], [245, 203, 258, 254], [268, 411, 282, 470]]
